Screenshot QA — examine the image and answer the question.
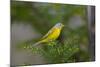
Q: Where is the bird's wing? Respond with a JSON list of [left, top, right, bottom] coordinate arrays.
[[41, 27, 55, 39]]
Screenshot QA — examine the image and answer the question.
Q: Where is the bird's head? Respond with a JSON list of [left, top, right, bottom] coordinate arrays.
[[55, 23, 64, 29]]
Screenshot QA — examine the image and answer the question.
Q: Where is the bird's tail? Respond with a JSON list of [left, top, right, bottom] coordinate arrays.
[[32, 40, 45, 47]]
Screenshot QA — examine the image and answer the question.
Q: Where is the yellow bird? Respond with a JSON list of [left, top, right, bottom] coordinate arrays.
[[33, 23, 64, 47]]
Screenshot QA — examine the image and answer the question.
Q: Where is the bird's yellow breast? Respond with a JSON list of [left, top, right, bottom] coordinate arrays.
[[46, 28, 60, 41]]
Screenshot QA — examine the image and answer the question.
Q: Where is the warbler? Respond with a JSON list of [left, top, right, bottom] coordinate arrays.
[[33, 23, 64, 47]]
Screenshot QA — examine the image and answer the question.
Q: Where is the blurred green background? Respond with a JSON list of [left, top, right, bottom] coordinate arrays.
[[11, 1, 95, 66]]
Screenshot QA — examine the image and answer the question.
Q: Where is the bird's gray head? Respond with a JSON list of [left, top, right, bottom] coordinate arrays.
[[55, 23, 64, 28]]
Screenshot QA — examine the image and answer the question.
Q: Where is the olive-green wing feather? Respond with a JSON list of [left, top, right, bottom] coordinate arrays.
[[41, 27, 55, 40]]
